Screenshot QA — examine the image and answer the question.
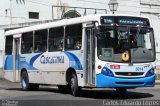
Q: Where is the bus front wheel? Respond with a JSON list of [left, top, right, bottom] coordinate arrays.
[[70, 73, 80, 96], [20, 71, 39, 91], [116, 88, 127, 95]]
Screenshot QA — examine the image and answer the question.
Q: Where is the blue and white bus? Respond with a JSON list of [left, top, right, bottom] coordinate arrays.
[[4, 14, 156, 96]]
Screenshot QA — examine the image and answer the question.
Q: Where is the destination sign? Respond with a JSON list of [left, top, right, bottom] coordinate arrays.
[[118, 18, 145, 25], [101, 16, 150, 26]]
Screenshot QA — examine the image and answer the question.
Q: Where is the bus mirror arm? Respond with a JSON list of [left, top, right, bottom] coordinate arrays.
[[95, 27, 100, 37], [94, 21, 100, 37]]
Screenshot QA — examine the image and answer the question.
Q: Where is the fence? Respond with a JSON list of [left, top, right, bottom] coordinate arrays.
[[52, 5, 107, 19]]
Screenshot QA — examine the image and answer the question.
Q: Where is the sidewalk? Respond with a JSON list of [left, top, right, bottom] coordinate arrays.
[[156, 73, 160, 85], [0, 68, 3, 79], [156, 80, 160, 85]]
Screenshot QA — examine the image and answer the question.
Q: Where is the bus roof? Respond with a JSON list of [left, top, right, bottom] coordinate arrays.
[[5, 14, 150, 36]]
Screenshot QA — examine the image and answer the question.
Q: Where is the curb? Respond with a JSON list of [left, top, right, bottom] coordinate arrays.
[[0, 75, 3, 80], [0, 74, 4, 80]]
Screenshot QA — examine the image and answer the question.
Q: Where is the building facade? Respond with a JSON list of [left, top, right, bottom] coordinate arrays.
[[0, 0, 160, 77]]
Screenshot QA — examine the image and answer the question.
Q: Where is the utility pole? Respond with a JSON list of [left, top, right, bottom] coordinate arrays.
[[9, 0, 13, 24]]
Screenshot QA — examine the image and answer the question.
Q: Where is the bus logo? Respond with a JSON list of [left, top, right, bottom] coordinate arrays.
[[122, 51, 129, 62], [40, 55, 64, 64], [128, 73, 132, 76]]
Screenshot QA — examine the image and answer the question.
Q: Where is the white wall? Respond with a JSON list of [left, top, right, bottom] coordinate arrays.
[[0, 51, 2, 68], [0, 0, 54, 25], [0, 30, 4, 70], [140, 1, 160, 69], [0, 30, 4, 51]]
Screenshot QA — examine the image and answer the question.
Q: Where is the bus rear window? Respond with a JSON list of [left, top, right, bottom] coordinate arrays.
[[5, 36, 13, 55]]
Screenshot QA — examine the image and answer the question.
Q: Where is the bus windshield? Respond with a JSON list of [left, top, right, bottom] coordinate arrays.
[[97, 26, 155, 63]]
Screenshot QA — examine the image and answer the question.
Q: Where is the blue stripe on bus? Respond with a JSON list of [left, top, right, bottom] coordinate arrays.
[[19, 60, 38, 70], [4, 55, 13, 70], [4, 52, 82, 71], [18, 53, 42, 70], [64, 51, 83, 70], [30, 53, 43, 66], [4, 54, 39, 71]]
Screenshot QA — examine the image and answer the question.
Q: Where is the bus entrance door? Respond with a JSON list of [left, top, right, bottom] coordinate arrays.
[[86, 28, 95, 86], [13, 35, 21, 82]]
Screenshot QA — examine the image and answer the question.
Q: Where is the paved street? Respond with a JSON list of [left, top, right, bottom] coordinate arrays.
[[0, 79, 160, 101]]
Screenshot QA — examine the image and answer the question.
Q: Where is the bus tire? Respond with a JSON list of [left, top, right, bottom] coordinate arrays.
[[116, 88, 127, 95], [20, 71, 39, 91], [70, 72, 80, 97]]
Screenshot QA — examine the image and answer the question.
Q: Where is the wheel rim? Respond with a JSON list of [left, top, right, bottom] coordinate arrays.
[[21, 73, 28, 88], [22, 78, 27, 88]]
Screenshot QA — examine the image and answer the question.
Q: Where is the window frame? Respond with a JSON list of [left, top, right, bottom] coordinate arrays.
[[29, 12, 39, 19]]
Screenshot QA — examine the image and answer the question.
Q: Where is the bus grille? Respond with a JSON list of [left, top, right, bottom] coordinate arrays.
[[115, 72, 144, 76]]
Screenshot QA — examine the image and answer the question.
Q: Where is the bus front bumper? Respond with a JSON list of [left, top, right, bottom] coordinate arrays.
[[96, 74, 155, 88]]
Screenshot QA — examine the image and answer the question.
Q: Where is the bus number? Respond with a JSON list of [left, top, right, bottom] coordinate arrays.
[[136, 67, 144, 71]]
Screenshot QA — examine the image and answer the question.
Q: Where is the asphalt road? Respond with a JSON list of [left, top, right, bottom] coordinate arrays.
[[0, 79, 160, 106]]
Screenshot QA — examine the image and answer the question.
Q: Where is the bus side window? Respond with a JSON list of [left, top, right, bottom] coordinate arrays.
[[49, 27, 64, 52], [21, 32, 33, 54], [65, 24, 82, 50], [34, 29, 47, 53]]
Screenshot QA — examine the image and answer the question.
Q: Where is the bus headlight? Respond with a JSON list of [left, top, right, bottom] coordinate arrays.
[[101, 67, 114, 77], [145, 68, 155, 77]]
